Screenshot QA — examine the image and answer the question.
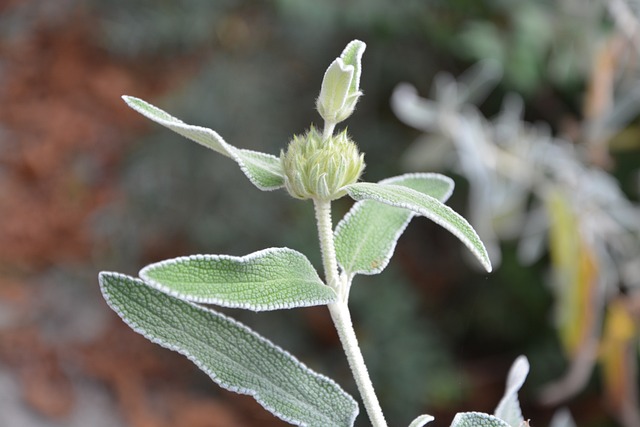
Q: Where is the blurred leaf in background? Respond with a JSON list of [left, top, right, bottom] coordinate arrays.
[[3, 0, 640, 426]]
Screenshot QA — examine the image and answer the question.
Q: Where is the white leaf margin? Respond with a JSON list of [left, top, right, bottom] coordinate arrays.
[[340, 39, 366, 94], [122, 95, 284, 191], [99, 272, 358, 427], [451, 412, 511, 427], [344, 182, 492, 272], [139, 247, 337, 311]]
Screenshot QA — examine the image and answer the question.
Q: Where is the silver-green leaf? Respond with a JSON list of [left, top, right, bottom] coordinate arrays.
[[344, 182, 492, 272], [122, 96, 284, 191], [451, 412, 511, 427], [99, 272, 359, 427], [335, 173, 454, 276], [340, 39, 366, 95], [139, 248, 336, 311], [408, 414, 435, 427]]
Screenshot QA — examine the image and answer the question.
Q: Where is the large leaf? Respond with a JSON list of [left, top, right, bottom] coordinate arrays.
[[494, 356, 529, 427], [335, 173, 454, 275], [344, 182, 492, 272], [122, 96, 284, 191], [99, 272, 359, 427], [140, 248, 336, 311], [450, 412, 511, 427]]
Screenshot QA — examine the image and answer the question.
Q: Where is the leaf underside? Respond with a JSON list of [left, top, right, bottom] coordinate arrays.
[[140, 247, 336, 311], [99, 272, 358, 427]]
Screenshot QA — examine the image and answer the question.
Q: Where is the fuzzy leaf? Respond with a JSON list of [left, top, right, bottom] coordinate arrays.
[[408, 414, 435, 427], [494, 356, 529, 427], [139, 248, 336, 311], [99, 272, 359, 427], [122, 96, 284, 191], [317, 59, 354, 117], [344, 182, 492, 272], [335, 173, 454, 275], [340, 40, 366, 95], [451, 412, 511, 427]]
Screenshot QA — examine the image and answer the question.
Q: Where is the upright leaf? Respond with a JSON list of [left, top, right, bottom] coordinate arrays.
[[140, 248, 336, 311], [344, 182, 492, 272], [339, 40, 366, 95], [494, 356, 530, 426], [335, 173, 454, 276], [99, 272, 359, 427], [450, 412, 511, 427], [122, 96, 284, 191]]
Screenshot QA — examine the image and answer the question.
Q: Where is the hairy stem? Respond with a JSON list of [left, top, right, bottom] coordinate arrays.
[[313, 198, 388, 427], [314, 199, 340, 290], [323, 121, 336, 140]]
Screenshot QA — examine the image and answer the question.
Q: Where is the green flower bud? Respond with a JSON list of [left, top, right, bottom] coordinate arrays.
[[281, 127, 365, 201], [316, 40, 366, 125]]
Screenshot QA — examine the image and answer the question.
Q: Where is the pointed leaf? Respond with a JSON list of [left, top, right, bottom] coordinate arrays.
[[495, 356, 530, 426], [340, 40, 366, 95], [408, 414, 435, 427], [122, 96, 284, 191], [335, 173, 454, 275], [99, 272, 359, 427], [451, 412, 511, 427], [140, 248, 336, 311], [344, 182, 492, 272]]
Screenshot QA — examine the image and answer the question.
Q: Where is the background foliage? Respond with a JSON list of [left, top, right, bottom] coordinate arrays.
[[0, 0, 638, 426]]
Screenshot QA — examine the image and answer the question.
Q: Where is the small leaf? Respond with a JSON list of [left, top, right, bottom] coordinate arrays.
[[122, 96, 284, 191], [335, 173, 454, 275], [344, 182, 492, 272], [99, 272, 359, 427], [316, 40, 366, 124], [340, 40, 366, 95], [450, 412, 511, 427], [494, 356, 530, 426], [140, 248, 336, 311], [408, 414, 435, 427]]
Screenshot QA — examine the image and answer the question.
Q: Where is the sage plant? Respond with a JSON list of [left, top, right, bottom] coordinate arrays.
[[97, 40, 537, 427]]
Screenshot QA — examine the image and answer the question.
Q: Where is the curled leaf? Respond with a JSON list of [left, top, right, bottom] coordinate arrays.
[[344, 182, 492, 272], [123, 96, 284, 191]]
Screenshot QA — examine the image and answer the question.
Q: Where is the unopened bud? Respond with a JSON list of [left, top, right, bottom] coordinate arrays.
[[316, 40, 366, 125], [281, 127, 365, 201]]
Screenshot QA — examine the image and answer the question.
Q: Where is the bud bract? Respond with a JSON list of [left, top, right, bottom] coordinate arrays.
[[281, 127, 365, 201], [316, 40, 366, 125]]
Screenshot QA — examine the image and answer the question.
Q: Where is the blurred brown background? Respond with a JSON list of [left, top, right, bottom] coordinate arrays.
[[1, 1, 639, 426]]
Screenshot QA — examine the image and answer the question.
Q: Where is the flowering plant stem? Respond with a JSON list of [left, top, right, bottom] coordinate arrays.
[[314, 198, 389, 427]]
